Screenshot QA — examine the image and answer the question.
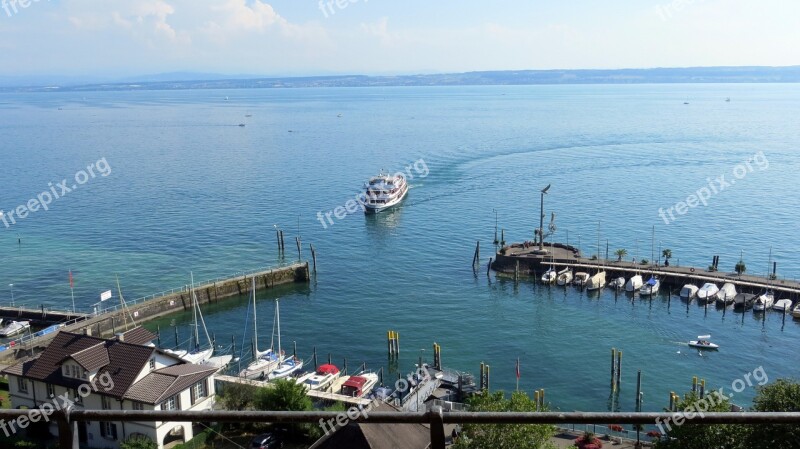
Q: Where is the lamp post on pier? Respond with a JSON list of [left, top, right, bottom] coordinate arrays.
[[538, 184, 550, 251], [9, 283, 14, 307]]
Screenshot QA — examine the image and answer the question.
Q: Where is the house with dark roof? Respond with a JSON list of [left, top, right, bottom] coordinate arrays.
[[2, 327, 218, 449]]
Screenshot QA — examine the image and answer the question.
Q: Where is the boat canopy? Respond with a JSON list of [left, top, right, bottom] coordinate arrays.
[[317, 364, 340, 375], [343, 376, 367, 389], [697, 335, 711, 339], [646, 278, 657, 286]]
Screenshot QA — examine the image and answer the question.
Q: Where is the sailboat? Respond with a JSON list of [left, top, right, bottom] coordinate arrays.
[[587, 271, 606, 291], [267, 299, 304, 380], [640, 276, 660, 296], [164, 273, 214, 364], [239, 282, 282, 380]]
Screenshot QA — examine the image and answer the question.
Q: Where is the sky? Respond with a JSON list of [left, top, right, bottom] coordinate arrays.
[[0, 0, 798, 79]]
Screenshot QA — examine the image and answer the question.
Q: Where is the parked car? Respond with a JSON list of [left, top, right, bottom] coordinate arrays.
[[251, 432, 283, 449]]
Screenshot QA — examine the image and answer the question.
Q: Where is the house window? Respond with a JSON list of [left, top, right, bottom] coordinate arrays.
[[149, 358, 156, 370], [161, 395, 179, 411], [190, 380, 207, 405], [72, 389, 83, 404], [101, 395, 112, 410], [132, 401, 144, 411], [46, 383, 55, 397], [16, 377, 28, 394], [100, 422, 118, 440], [62, 365, 70, 376]]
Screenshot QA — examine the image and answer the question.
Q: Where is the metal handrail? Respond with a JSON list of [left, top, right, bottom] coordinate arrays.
[[0, 409, 797, 449]]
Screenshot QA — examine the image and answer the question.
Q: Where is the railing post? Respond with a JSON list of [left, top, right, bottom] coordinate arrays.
[[57, 407, 79, 449], [430, 406, 445, 449]]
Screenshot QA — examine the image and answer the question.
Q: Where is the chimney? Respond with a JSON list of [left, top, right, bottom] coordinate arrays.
[[83, 328, 92, 336], [115, 332, 125, 342]]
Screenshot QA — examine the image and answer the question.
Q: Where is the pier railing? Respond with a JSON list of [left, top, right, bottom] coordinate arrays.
[[7, 262, 304, 351], [4, 408, 799, 449]]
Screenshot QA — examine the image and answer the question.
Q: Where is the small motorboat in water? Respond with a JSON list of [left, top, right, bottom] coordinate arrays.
[[753, 291, 775, 312], [773, 299, 793, 313], [608, 277, 625, 290], [688, 335, 719, 350], [556, 268, 573, 286], [541, 267, 557, 284], [0, 320, 30, 337], [573, 272, 590, 287], [697, 283, 719, 302], [680, 284, 699, 299], [640, 276, 660, 296], [715, 283, 737, 305], [625, 275, 643, 292]]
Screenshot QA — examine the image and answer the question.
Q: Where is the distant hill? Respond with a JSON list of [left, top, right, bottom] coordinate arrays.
[[3, 66, 800, 92]]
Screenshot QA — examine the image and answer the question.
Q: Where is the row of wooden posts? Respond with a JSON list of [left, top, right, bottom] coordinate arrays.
[[274, 229, 317, 276]]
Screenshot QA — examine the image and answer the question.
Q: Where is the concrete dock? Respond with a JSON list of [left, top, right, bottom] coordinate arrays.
[[492, 242, 800, 299], [1, 262, 310, 361]]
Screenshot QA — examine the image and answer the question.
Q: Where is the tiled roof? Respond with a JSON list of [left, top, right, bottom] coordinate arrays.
[[124, 364, 216, 404], [69, 344, 110, 372], [120, 327, 157, 346], [0, 328, 209, 401]]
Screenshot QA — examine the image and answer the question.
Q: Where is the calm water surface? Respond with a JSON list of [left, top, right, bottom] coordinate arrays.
[[1, 84, 799, 413]]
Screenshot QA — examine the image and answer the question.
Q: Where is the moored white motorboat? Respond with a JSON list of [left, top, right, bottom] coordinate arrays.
[[793, 303, 800, 319], [608, 277, 625, 290], [625, 275, 643, 292], [773, 299, 793, 313], [0, 320, 30, 338], [715, 283, 737, 305], [697, 283, 719, 302], [296, 364, 341, 392], [340, 372, 380, 398], [688, 335, 719, 350], [362, 172, 408, 213], [587, 271, 606, 291], [541, 267, 557, 284], [753, 292, 775, 312], [573, 272, 590, 287], [680, 284, 699, 299], [640, 276, 660, 296], [556, 269, 573, 286]]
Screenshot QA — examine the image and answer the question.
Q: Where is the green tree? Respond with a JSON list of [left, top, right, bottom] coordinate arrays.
[[745, 378, 800, 449], [735, 259, 746, 275], [254, 379, 315, 439], [662, 249, 672, 263], [615, 249, 627, 262], [654, 390, 745, 449], [120, 435, 158, 449], [453, 390, 556, 449], [218, 382, 258, 411]]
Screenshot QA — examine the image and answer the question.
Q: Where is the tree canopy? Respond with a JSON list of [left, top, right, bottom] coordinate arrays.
[[453, 390, 556, 449]]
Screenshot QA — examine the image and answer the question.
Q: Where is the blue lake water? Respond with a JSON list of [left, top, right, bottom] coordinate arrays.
[[1, 84, 799, 413]]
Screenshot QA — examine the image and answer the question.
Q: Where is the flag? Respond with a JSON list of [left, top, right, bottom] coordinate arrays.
[[516, 358, 520, 380], [100, 290, 112, 301], [69, 270, 74, 289]]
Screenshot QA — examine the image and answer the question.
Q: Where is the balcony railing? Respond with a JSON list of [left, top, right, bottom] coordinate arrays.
[[1, 407, 799, 449]]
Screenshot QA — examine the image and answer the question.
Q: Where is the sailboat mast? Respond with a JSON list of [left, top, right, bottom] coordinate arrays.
[[252, 278, 258, 354], [276, 299, 281, 356], [191, 272, 199, 347]]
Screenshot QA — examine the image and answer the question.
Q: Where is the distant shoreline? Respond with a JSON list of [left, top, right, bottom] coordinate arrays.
[[2, 66, 800, 93]]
